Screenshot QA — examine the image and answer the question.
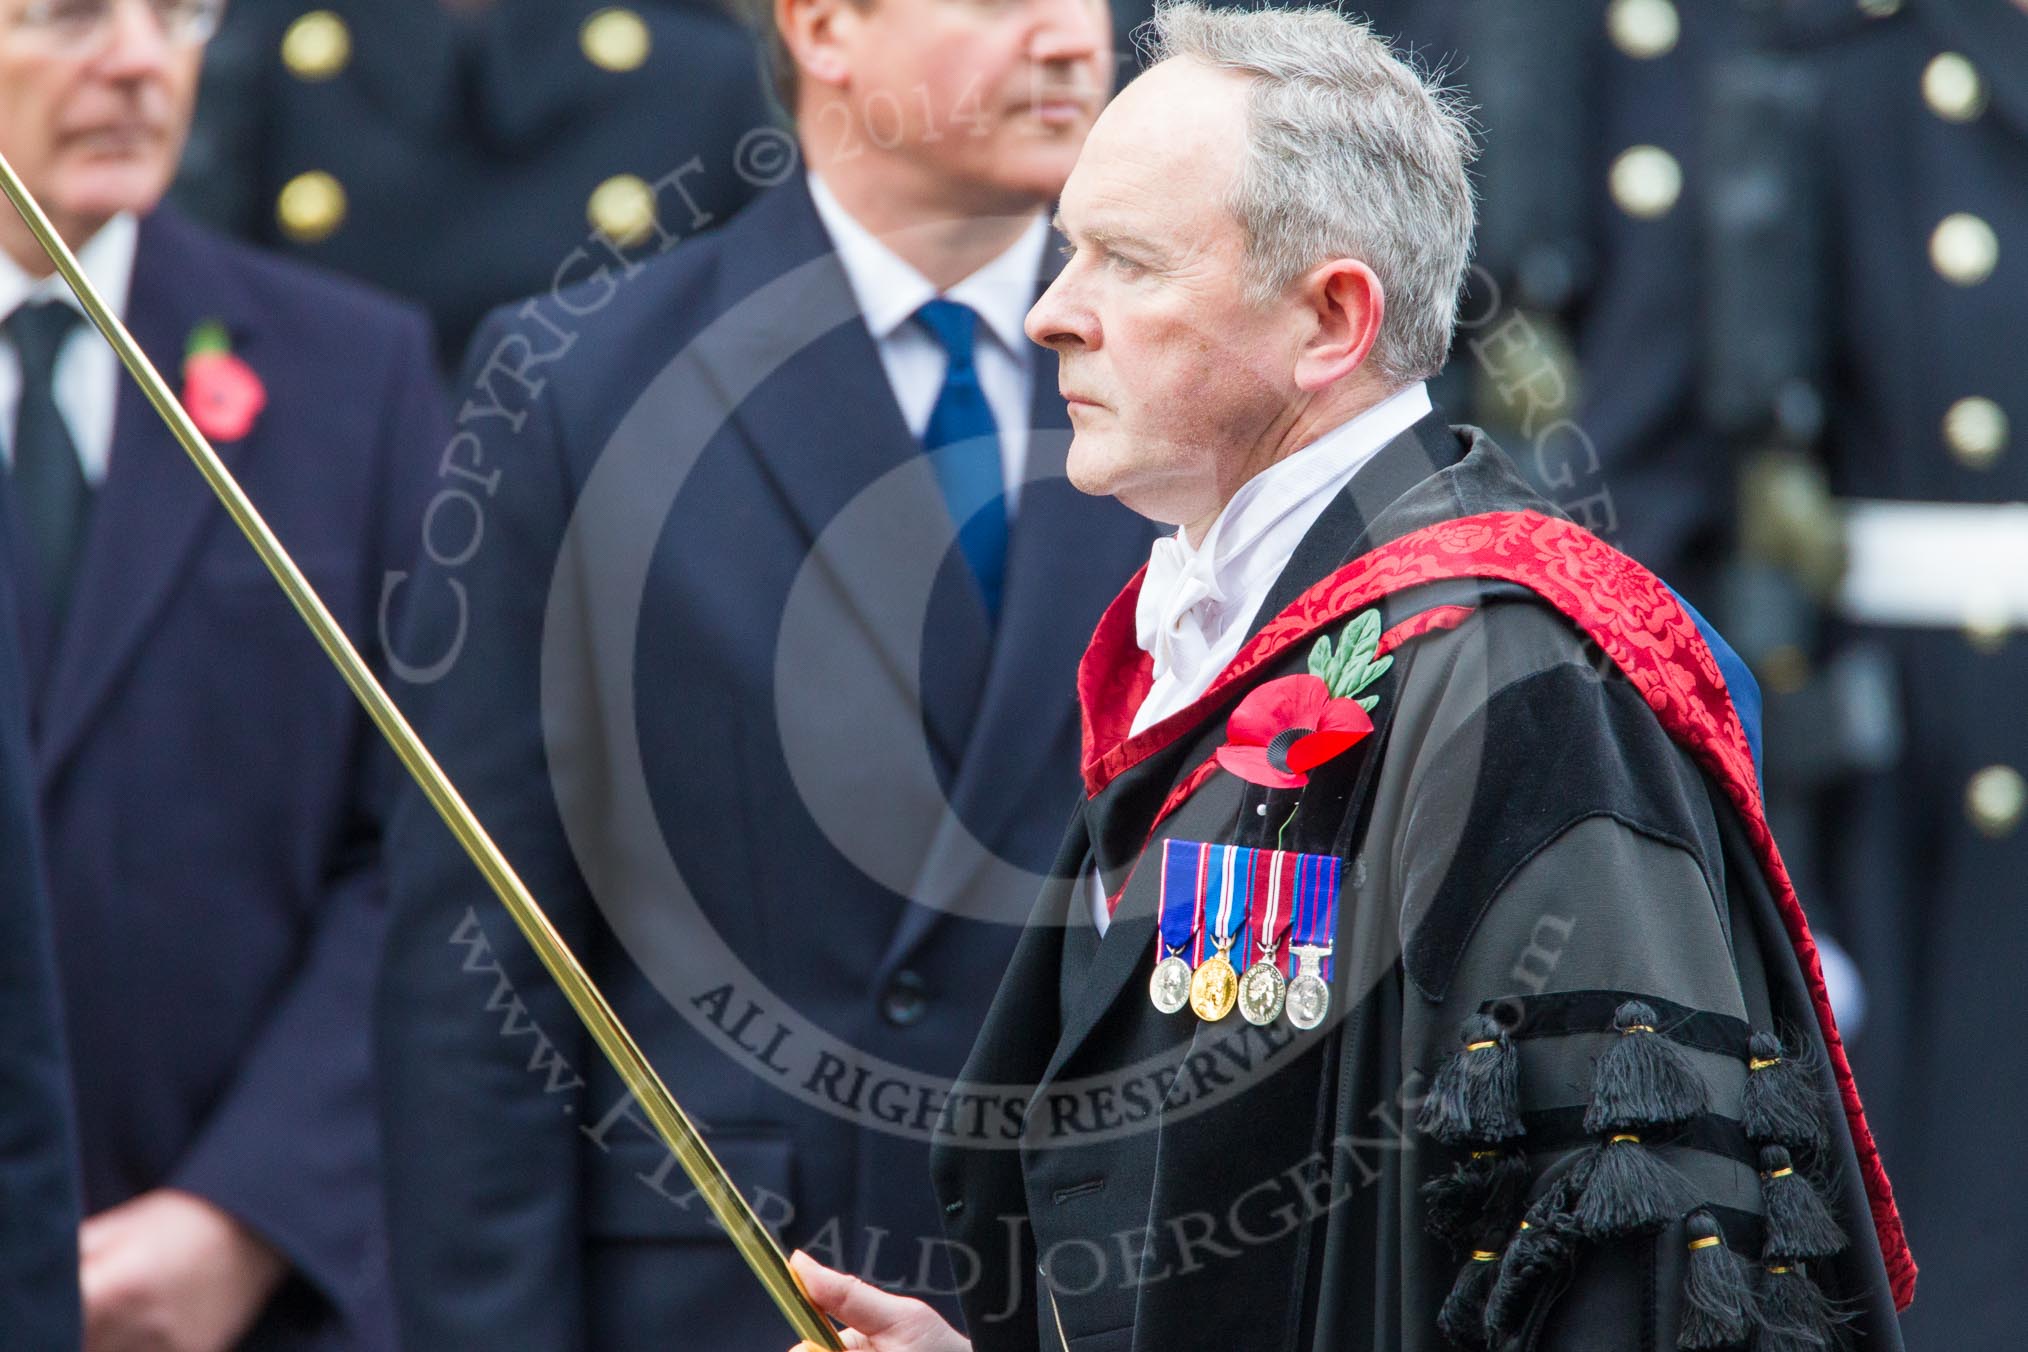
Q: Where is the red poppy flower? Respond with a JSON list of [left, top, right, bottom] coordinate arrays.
[[183, 350, 266, 443], [1214, 673, 1373, 789]]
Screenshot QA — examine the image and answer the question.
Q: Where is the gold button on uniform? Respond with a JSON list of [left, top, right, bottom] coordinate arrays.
[[1608, 0, 1679, 59], [1859, 0, 1901, 15], [1967, 765, 2026, 838], [1930, 213, 1998, 285], [1963, 589, 2011, 653], [1610, 146, 1683, 220], [276, 171, 347, 244], [581, 8, 651, 73], [1923, 53, 1987, 122], [1944, 396, 2008, 469], [281, 11, 351, 82], [588, 174, 657, 248]]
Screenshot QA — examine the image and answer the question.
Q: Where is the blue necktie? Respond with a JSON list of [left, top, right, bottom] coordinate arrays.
[[914, 298, 1007, 622]]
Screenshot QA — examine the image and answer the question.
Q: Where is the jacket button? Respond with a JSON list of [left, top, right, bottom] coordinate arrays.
[[1967, 765, 2025, 839], [282, 11, 350, 82], [277, 171, 347, 243], [1923, 52, 1986, 124], [1930, 212, 1998, 286], [1606, 0, 1677, 60], [1609, 145, 1682, 220], [881, 970, 929, 1027], [1943, 396, 2007, 470], [581, 8, 651, 73]]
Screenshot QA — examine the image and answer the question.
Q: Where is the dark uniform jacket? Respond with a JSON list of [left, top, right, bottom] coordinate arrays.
[[174, 0, 775, 367], [930, 416, 1910, 1351], [374, 177, 1153, 1350], [1557, 4, 2028, 1344]]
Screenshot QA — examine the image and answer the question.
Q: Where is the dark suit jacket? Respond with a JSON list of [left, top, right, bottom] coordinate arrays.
[[375, 177, 1155, 1350], [0, 498, 81, 1349], [9, 207, 445, 1349]]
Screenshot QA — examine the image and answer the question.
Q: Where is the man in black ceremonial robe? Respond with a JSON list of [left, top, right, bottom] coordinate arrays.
[[789, 6, 1915, 1350]]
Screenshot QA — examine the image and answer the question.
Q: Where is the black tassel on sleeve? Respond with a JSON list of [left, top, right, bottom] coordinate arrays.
[[1753, 1262, 1848, 1351], [1758, 1146, 1847, 1261], [1583, 1000, 1709, 1134], [1484, 1161, 1591, 1340], [1677, 1210, 1755, 1349], [1743, 1031, 1828, 1154], [1419, 1013, 1526, 1146], [1423, 1149, 1532, 1245], [1573, 1132, 1690, 1237], [1437, 1236, 1503, 1350]]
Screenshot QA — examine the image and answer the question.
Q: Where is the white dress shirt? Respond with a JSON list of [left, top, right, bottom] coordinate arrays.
[[1088, 380, 1434, 934], [0, 213, 139, 486], [806, 173, 1046, 513]]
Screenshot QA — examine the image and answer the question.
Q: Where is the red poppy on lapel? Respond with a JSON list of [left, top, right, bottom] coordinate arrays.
[[1215, 672, 1373, 790], [182, 319, 265, 443]]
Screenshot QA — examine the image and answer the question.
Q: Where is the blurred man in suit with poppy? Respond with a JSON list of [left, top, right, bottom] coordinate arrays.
[[0, 0, 445, 1345]]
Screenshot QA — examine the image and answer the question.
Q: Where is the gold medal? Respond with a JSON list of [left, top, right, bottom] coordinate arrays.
[[1149, 953, 1192, 1014], [1189, 949, 1239, 1021], [1238, 959, 1287, 1026]]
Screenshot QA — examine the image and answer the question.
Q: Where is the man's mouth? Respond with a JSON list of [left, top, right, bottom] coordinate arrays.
[[1011, 86, 1095, 127], [64, 124, 160, 156]]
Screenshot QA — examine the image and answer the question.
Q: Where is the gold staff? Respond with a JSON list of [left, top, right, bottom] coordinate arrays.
[[0, 150, 843, 1352]]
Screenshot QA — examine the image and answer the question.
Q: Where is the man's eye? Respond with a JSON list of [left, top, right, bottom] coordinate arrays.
[[1108, 254, 1146, 277]]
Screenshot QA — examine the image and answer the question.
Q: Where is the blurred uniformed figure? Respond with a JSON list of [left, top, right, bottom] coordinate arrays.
[[1488, 1, 2025, 1345], [171, 0, 777, 366]]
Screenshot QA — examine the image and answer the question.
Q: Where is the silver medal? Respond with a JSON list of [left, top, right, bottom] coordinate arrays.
[[1149, 954, 1193, 1014], [1238, 960, 1287, 1026], [1286, 944, 1333, 1031]]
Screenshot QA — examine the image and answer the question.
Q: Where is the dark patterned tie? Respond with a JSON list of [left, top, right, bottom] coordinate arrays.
[[914, 298, 1008, 622], [5, 302, 91, 618]]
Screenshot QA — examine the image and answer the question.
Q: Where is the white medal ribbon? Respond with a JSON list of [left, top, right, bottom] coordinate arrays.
[[1258, 848, 1284, 966], [1213, 844, 1240, 956]]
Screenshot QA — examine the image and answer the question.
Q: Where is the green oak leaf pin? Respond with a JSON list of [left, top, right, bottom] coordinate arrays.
[[1306, 608, 1392, 713]]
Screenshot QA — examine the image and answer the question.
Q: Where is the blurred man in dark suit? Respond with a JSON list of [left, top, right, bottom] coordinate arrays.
[[0, 0, 445, 1345], [375, 0, 1153, 1344], [170, 0, 777, 367], [0, 476, 80, 1351]]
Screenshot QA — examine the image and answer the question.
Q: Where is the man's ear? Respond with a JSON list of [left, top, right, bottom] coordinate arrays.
[[777, 0, 856, 93], [1291, 258, 1385, 393]]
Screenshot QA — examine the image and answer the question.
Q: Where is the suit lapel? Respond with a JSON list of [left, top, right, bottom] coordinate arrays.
[[34, 211, 257, 784]]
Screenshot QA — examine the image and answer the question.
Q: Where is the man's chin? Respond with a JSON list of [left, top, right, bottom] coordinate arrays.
[[51, 160, 172, 226], [1064, 435, 1120, 499]]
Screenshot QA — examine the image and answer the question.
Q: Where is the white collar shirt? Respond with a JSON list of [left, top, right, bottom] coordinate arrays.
[[806, 173, 1047, 514], [1088, 380, 1434, 935], [0, 212, 139, 486]]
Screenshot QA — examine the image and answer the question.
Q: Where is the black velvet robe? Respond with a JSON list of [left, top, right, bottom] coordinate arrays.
[[928, 415, 1909, 1352]]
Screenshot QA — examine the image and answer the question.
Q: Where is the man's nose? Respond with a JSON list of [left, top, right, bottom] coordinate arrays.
[[96, 0, 176, 76], [1025, 273, 1097, 352], [1030, 0, 1105, 66]]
